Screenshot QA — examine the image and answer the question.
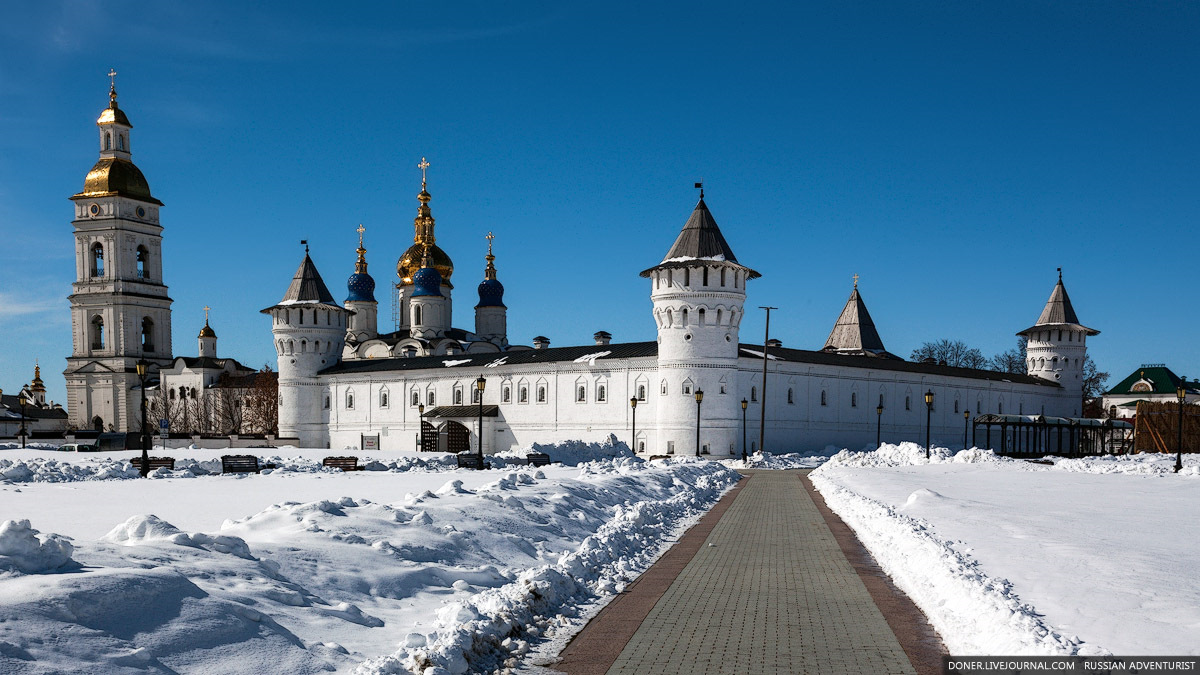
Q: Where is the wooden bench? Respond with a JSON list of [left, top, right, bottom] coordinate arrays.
[[456, 453, 485, 470], [322, 456, 361, 471], [221, 455, 260, 474], [144, 456, 175, 471], [526, 452, 551, 467]]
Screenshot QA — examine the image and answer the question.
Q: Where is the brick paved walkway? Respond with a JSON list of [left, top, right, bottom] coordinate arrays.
[[561, 469, 917, 675]]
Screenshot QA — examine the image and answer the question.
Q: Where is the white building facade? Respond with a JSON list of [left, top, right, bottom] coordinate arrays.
[[270, 175, 1089, 454]]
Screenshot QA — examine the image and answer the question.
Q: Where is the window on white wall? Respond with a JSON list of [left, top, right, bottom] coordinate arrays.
[[660, 380, 668, 396], [637, 384, 647, 401], [851, 392, 857, 407], [751, 386, 757, 402], [454, 388, 463, 405], [427, 391, 435, 406], [597, 384, 606, 402], [411, 390, 419, 406], [519, 386, 528, 403], [380, 389, 389, 408], [905, 396, 911, 411], [502, 385, 511, 403], [537, 386, 546, 403], [819, 390, 826, 406], [576, 385, 586, 402], [346, 389, 355, 409], [788, 388, 795, 404]]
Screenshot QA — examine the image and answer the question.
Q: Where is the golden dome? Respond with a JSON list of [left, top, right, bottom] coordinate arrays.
[[198, 323, 217, 338], [73, 157, 163, 205], [397, 243, 454, 287], [97, 105, 131, 127]]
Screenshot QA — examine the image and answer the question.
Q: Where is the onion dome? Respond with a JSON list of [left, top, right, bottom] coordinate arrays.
[[475, 232, 506, 308], [346, 224, 377, 303], [198, 322, 217, 338], [412, 256, 443, 297], [396, 158, 454, 287], [97, 80, 131, 127]]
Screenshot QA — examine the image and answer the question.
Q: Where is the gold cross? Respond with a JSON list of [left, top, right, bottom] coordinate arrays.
[[418, 157, 430, 185], [357, 223, 365, 247], [485, 231, 495, 254], [203, 305, 210, 323], [853, 273, 859, 288], [108, 68, 117, 87]]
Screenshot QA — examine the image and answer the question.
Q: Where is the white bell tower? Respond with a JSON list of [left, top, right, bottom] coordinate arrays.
[[64, 71, 173, 432], [1018, 269, 1098, 417]]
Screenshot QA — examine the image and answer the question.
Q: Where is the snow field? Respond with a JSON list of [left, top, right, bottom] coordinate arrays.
[[811, 443, 1200, 655], [0, 445, 739, 674]]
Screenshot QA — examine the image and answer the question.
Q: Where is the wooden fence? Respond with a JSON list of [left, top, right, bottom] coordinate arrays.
[[1134, 401, 1200, 453]]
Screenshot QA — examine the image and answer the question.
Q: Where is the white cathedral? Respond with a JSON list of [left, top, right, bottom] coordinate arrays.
[[64, 81, 1097, 454]]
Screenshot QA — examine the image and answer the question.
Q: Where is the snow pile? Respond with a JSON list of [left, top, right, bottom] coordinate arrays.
[[495, 434, 636, 466], [358, 458, 738, 674], [104, 515, 254, 559], [809, 473, 1090, 655], [823, 442, 1009, 469], [721, 450, 833, 470], [0, 519, 75, 573], [0, 456, 142, 483], [1051, 453, 1200, 477]]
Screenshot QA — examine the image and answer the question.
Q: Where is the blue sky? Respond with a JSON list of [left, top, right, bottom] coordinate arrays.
[[2, 1, 1198, 405]]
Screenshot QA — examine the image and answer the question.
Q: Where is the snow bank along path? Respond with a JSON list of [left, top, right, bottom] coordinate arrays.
[[811, 442, 1200, 656], [0, 446, 739, 674]]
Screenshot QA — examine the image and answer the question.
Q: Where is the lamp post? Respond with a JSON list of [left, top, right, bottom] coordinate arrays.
[[476, 376, 486, 469], [17, 391, 28, 450], [924, 389, 934, 460], [963, 410, 971, 449], [694, 389, 704, 457], [417, 403, 425, 451], [136, 360, 149, 477], [876, 405, 883, 449], [630, 397, 638, 454], [741, 398, 749, 461], [1176, 377, 1187, 474]]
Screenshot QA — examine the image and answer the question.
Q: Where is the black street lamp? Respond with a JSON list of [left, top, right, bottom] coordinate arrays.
[[476, 376, 486, 469], [136, 360, 149, 476], [694, 389, 704, 457], [924, 389, 934, 460], [630, 397, 638, 454], [963, 410, 971, 449], [741, 398, 749, 461], [876, 404, 883, 449], [17, 390, 28, 450], [417, 403, 425, 450], [1176, 377, 1187, 474]]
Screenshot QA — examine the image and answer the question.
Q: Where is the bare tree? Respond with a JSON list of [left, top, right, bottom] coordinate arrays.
[[244, 365, 279, 435], [1082, 354, 1109, 415], [989, 337, 1028, 374], [910, 339, 988, 369]]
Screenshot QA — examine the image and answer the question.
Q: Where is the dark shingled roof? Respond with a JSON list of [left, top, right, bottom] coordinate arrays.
[[322, 342, 659, 375], [264, 254, 340, 309], [641, 198, 760, 278], [823, 288, 894, 357], [0, 395, 68, 421], [1018, 275, 1098, 337], [740, 344, 1061, 387]]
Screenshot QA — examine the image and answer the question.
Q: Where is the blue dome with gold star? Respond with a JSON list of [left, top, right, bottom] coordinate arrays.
[[346, 271, 376, 303], [412, 265, 443, 297]]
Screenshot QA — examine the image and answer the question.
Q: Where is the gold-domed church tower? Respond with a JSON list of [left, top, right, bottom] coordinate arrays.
[[395, 158, 454, 333], [64, 72, 173, 432]]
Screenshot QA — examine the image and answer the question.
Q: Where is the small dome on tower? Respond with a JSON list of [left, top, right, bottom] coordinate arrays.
[[347, 272, 376, 302], [198, 323, 217, 338], [476, 278, 505, 307], [412, 263, 443, 297]]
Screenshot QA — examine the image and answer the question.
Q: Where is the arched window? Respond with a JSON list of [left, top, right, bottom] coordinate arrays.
[[168, 388, 175, 400], [502, 385, 511, 403], [661, 380, 668, 395], [471, 388, 480, 404], [954, 400, 959, 413], [667, 269, 673, 286], [751, 386, 757, 402], [577, 385, 586, 402], [597, 385, 606, 402], [91, 243, 105, 277], [427, 391, 435, 406], [454, 388, 463, 405], [411, 390, 419, 406], [638, 384, 646, 400], [716, 309, 723, 324], [91, 316, 105, 349], [720, 268, 726, 286], [682, 381, 693, 395], [298, 309, 304, 325], [698, 308, 705, 325], [998, 401, 1004, 414], [702, 267, 709, 285], [905, 396, 911, 411], [104, 133, 111, 150], [141, 317, 154, 352], [977, 400, 982, 414], [300, 339, 307, 353], [665, 309, 673, 328], [879, 393, 885, 407], [380, 389, 389, 408], [519, 386, 528, 403], [314, 340, 321, 353], [682, 308, 689, 327], [819, 390, 826, 406], [537, 386, 546, 403], [684, 268, 690, 286], [117, 134, 125, 151], [788, 388, 795, 404], [851, 392, 857, 407], [136, 246, 149, 279], [346, 389, 355, 409]]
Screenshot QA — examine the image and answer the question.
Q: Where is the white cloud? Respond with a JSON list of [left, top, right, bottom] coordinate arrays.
[[0, 292, 66, 318]]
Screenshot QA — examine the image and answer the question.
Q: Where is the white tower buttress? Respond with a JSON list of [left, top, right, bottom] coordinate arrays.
[[1018, 269, 1098, 417]]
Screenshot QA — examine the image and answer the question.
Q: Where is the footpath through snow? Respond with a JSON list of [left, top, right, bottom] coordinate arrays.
[[811, 442, 1200, 656], [0, 445, 739, 674]]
